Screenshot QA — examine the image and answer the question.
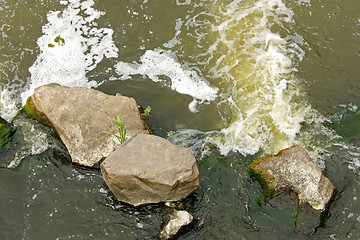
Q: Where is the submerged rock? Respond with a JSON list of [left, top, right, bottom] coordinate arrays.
[[328, 109, 360, 141], [158, 210, 194, 240], [264, 190, 323, 235], [250, 145, 336, 211], [23, 83, 149, 167], [251, 146, 336, 234], [0, 116, 15, 152], [101, 133, 199, 206]]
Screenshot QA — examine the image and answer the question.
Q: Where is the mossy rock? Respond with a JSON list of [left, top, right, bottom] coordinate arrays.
[[250, 156, 277, 198], [22, 97, 37, 120], [0, 117, 15, 151], [249, 146, 335, 212], [22, 97, 51, 125], [250, 148, 331, 235]]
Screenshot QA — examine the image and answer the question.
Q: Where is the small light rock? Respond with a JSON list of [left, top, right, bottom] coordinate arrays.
[[158, 210, 194, 240]]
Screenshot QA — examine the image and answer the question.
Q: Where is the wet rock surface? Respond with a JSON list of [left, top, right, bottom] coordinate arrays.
[[0, 116, 15, 152], [158, 209, 194, 240], [250, 145, 336, 211], [101, 133, 199, 206], [263, 190, 324, 235], [251, 146, 336, 234], [23, 83, 149, 167]]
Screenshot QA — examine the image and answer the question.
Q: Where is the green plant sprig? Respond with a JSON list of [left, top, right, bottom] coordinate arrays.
[[142, 106, 151, 117], [100, 115, 127, 144]]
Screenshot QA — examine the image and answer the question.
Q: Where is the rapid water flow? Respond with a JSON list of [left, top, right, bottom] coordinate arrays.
[[1, 0, 360, 239]]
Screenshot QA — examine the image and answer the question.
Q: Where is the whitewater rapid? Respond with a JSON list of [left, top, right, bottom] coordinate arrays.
[[1, 0, 349, 169]]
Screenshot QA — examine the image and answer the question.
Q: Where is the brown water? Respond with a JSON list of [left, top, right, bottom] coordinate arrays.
[[1, 0, 360, 239]]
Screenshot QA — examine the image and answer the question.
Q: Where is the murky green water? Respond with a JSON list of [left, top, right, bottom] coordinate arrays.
[[1, 0, 360, 239]]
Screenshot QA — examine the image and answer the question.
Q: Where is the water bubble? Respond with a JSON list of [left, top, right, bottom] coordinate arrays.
[[32, 194, 37, 200], [136, 222, 144, 229]]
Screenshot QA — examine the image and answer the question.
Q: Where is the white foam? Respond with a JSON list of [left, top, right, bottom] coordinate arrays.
[[163, 18, 183, 48], [114, 48, 218, 112], [198, 0, 311, 156], [296, 0, 311, 5], [0, 88, 19, 121], [270, 79, 305, 137], [167, 129, 211, 156], [21, 0, 118, 105], [176, 0, 191, 6], [7, 115, 65, 169]]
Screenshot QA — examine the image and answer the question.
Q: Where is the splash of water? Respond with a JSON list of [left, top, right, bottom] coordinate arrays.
[[160, 0, 360, 172], [114, 48, 218, 112], [21, 0, 118, 105], [113, 0, 313, 156], [7, 115, 66, 169], [0, 88, 19, 121], [1, 0, 119, 167], [200, 0, 311, 156]]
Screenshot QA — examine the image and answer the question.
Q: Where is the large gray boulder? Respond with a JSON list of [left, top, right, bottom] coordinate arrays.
[[100, 133, 199, 206], [23, 83, 149, 167], [250, 146, 336, 211]]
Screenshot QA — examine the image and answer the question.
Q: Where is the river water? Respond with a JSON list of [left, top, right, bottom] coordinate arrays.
[[1, 0, 360, 239]]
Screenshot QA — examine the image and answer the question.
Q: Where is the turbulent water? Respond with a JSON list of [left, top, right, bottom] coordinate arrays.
[[1, 0, 360, 239]]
